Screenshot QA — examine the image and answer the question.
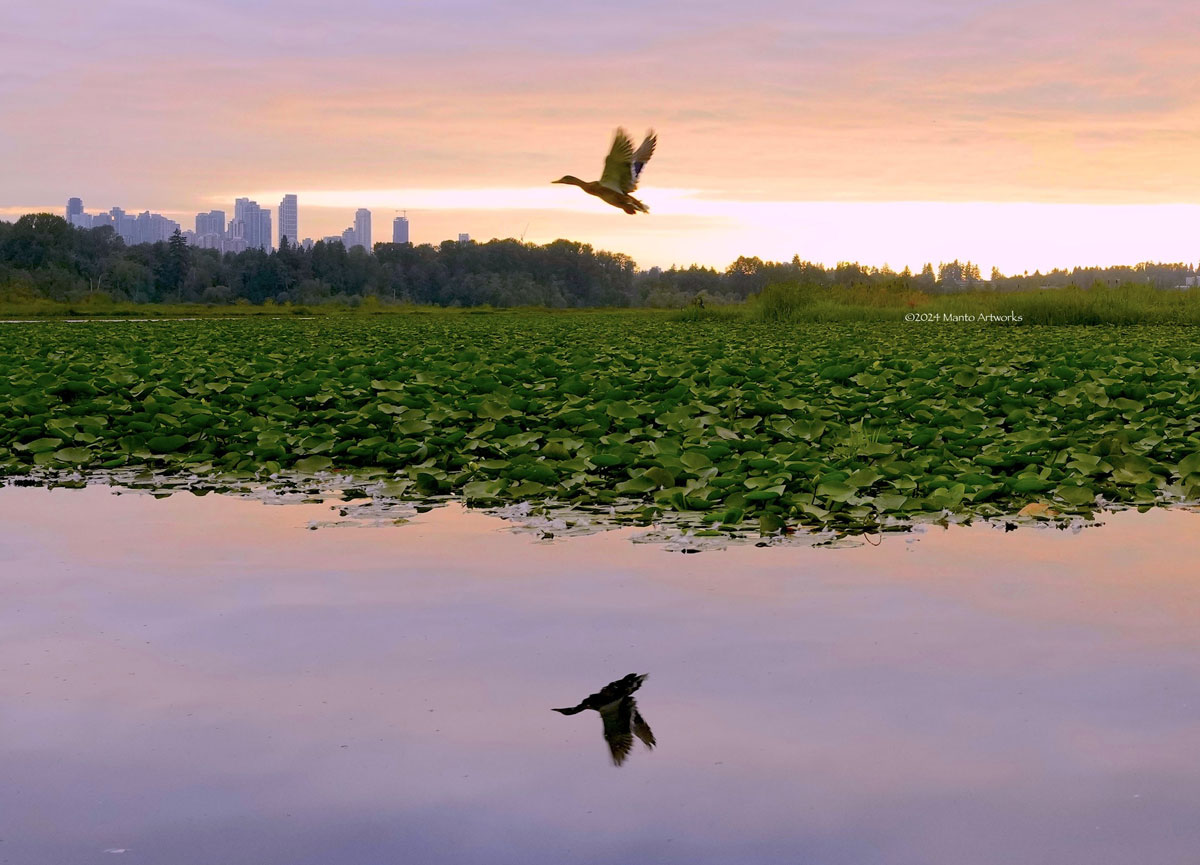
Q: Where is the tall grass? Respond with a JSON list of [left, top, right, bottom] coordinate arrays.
[[754, 281, 926, 323], [668, 304, 744, 323], [931, 284, 1200, 325], [750, 281, 1200, 325], [7, 281, 1200, 325]]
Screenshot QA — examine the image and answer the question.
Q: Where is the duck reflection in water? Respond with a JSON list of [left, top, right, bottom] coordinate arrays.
[[553, 673, 656, 766]]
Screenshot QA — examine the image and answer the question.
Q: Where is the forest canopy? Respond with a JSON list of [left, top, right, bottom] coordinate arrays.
[[1, 213, 1195, 308]]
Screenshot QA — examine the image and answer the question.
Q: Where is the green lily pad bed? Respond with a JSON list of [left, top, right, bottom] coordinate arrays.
[[3, 314, 1199, 540]]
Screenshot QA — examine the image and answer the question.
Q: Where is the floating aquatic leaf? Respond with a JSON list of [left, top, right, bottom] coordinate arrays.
[[147, 435, 189, 454], [2, 316, 1199, 536], [1055, 484, 1096, 506], [1017, 502, 1059, 518], [52, 447, 92, 464], [294, 455, 334, 474]]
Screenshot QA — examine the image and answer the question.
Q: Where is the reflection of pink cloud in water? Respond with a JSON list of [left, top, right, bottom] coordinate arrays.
[[3, 486, 1200, 864], [883, 509, 1200, 639]]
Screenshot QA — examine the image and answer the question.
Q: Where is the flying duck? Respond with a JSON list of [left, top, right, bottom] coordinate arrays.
[[552, 129, 657, 214]]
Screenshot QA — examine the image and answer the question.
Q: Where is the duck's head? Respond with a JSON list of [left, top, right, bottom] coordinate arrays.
[[552, 175, 585, 186]]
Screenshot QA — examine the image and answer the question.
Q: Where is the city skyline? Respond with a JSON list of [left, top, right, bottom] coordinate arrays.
[[44, 192, 1200, 273], [57, 195, 426, 254], [64, 199, 182, 246]]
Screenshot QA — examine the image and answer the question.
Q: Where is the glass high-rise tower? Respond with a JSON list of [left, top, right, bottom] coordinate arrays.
[[354, 208, 372, 250], [279, 194, 298, 247], [392, 215, 409, 244]]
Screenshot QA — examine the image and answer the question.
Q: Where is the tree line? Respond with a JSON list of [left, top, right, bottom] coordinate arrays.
[[0, 213, 1195, 307]]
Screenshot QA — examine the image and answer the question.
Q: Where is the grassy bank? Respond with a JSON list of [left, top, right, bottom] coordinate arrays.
[[10, 280, 1200, 325]]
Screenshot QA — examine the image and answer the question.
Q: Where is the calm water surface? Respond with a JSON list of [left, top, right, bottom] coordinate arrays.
[[3, 486, 1200, 864]]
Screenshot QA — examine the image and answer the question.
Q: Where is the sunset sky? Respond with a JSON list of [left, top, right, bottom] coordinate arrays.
[[4, 0, 1200, 272]]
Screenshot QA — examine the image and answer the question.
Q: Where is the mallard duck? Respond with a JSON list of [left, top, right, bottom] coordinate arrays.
[[553, 129, 657, 214], [553, 672, 656, 766]]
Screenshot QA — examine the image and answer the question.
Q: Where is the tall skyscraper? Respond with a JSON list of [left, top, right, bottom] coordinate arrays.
[[258, 209, 272, 252], [234, 198, 250, 230], [457, 233, 471, 243], [279, 194, 298, 247], [355, 208, 372, 250], [392, 214, 410, 244], [234, 198, 272, 251]]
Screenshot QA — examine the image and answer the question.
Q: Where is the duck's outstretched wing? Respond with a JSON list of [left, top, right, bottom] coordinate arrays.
[[629, 131, 656, 192], [600, 698, 636, 766], [599, 129, 635, 193], [632, 702, 656, 750], [579, 673, 646, 708]]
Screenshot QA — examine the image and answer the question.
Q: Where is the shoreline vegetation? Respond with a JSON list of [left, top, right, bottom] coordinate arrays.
[[5, 282, 1200, 327], [5, 213, 1200, 539], [4, 213, 1200, 325]]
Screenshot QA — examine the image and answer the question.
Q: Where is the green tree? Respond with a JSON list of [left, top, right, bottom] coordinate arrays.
[[159, 228, 190, 297]]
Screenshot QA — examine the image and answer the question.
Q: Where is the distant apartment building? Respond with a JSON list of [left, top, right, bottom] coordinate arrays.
[[392, 215, 410, 244], [278, 194, 298, 247], [234, 198, 272, 252], [457, 233, 470, 243], [133, 211, 181, 244], [190, 209, 257, 252], [223, 217, 250, 253], [331, 209, 373, 250], [354, 208, 372, 250], [110, 207, 135, 240], [195, 210, 226, 237], [64, 199, 181, 243], [66, 195, 93, 229], [193, 234, 223, 250]]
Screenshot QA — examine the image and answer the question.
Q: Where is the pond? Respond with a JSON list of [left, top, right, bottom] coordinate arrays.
[[3, 485, 1200, 864]]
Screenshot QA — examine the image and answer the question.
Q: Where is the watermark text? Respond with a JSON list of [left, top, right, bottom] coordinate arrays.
[[904, 311, 1024, 323]]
